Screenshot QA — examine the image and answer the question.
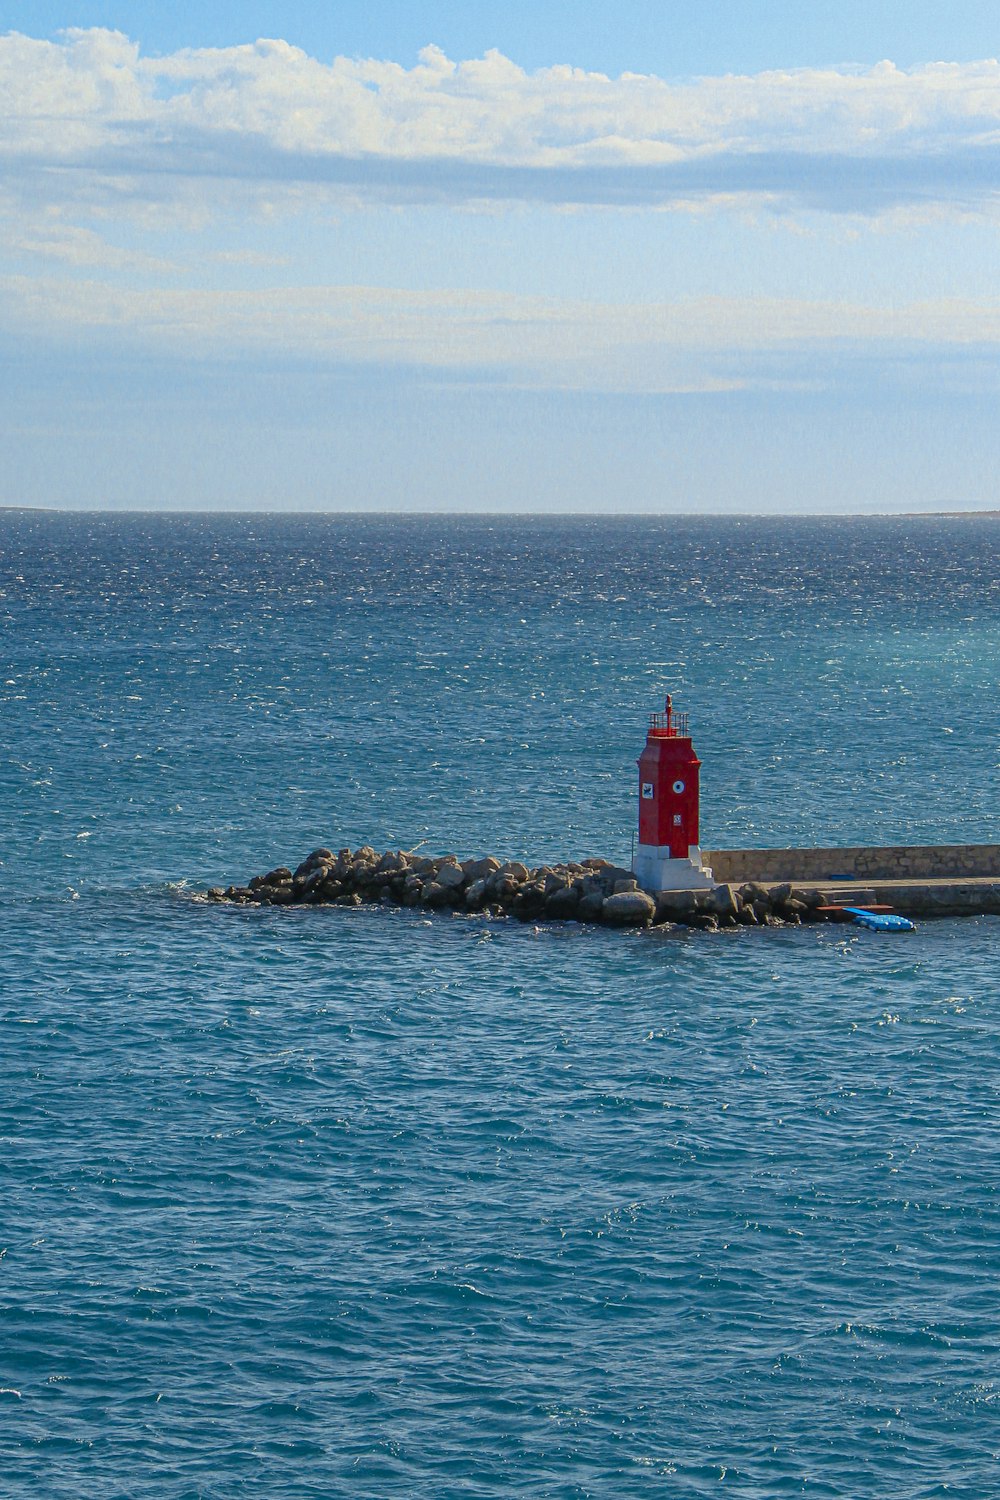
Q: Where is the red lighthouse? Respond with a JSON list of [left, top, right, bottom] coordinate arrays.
[[633, 695, 714, 892]]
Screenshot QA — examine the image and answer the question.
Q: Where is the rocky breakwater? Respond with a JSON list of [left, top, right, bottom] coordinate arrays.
[[206, 848, 834, 932]]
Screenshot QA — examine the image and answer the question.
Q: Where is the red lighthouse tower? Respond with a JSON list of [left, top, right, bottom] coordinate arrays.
[[633, 695, 714, 892]]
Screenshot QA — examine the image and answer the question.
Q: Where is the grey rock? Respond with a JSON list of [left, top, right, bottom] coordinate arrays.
[[705, 884, 740, 919], [740, 882, 770, 904], [613, 878, 640, 895], [294, 848, 334, 879], [546, 885, 581, 919], [264, 887, 296, 905], [655, 889, 702, 921], [436, 863, 467, 891], [578, 892, 606, 923], [513, 883, 547, 919], [376, 850, 407, 875], [491, 875, 522, 902], [602, 890, 656, 926], [462, 856, 501, 882]]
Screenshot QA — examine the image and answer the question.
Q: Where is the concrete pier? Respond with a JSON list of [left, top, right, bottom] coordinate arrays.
[[702, 846, 1000, 917]]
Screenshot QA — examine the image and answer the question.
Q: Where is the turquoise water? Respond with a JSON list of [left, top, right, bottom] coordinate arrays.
[[1, 514, 998, 1496]]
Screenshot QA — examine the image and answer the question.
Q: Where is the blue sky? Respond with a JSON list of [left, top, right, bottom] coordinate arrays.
[[7, 0, 1000, 75], [2, 1, 999, 511]]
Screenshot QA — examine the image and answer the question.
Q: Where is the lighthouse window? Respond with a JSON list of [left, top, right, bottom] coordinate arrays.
[[672, 779, 686, 795], [641, 782, 654, 799]]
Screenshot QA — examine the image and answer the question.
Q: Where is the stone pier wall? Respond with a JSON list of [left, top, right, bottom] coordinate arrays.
[[703, 844, 1000, 884]]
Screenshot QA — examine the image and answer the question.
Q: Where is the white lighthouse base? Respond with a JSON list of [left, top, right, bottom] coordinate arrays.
[[633, 844, 715, 893]]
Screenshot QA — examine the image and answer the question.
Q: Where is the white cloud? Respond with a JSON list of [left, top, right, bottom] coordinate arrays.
[[2, 29, 1000, 214], [4, 273, 1000, 392]]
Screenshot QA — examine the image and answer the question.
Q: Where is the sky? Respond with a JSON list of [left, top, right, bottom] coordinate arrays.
[[2, 1, 1000, 512]]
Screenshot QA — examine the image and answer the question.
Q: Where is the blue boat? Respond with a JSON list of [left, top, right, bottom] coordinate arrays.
[[842, 907, 916, 933]]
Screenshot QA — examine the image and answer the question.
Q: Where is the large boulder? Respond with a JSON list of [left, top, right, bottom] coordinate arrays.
[[294, 848, 334, 879], [436, 862, 467, 891], [654, 889, 702, 923], [463, 856, 502, 882], [421, 881, 454, 909], [545, 885, 581, 920], [263, 885, 295, 905], [513, 883, 547, 920], [794, 887, 825, 912], [601, 890, 656, 926], [704, 884, 741, 920], [490, 874, 522, 903], [739, 882, 770, 906], [376, 850, 408, 875]]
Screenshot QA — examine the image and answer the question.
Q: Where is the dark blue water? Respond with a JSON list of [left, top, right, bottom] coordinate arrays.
[[1, 513, 998, 1497]]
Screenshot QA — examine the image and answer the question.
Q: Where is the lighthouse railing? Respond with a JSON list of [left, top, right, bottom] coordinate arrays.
[[648, 710, 689, 736]]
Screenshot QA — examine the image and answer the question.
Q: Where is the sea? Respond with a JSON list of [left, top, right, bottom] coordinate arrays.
[[1, 511, 998, 1499]]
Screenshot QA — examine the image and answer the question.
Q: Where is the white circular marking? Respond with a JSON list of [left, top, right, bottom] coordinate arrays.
[[672, 779, 686, 795]]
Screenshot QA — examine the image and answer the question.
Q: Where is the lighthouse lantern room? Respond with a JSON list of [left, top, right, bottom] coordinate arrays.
[[633, 695, 715, 893]]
